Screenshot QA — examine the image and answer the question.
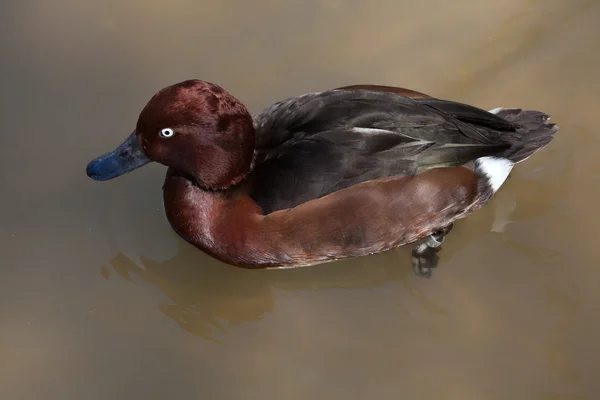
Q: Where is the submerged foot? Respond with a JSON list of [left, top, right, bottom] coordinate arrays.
[[411, 224, 453, 278]]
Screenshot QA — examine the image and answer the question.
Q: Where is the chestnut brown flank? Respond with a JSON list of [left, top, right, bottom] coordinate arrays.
[[163, 166, 482, 268]]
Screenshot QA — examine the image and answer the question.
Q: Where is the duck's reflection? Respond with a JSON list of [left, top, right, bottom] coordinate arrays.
[[103, 175, 564, 341], [105, 241, 415, 341]]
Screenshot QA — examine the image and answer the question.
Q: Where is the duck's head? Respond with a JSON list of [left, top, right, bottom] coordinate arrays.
[[86, 80, 255, 189]]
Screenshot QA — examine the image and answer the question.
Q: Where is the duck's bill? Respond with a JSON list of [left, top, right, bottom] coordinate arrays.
[[86, 132, 151, 181]]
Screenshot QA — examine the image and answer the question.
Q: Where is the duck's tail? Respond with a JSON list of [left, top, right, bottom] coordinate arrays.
[[473, 108, 558, 194], [489, 107, 559, 163]]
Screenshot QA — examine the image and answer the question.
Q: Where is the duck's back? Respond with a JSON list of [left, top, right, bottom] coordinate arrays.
[[248, 87, 555, 214]]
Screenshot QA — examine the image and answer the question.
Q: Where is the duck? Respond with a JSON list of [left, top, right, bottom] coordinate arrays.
[[86, 80, 558, 277]]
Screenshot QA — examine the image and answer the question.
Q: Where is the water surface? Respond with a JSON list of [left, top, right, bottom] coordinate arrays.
[[2, 0, 600, 399]]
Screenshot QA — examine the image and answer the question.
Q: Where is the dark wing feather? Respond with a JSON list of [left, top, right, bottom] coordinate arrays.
[[334, 84, 433, 99], [250, 89, 515, 213], [415, 98, 517, 130], [252, 90, 449, 151]]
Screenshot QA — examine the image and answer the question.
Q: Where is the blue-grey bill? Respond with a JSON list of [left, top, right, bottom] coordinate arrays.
[[86, 132, 151, 181]]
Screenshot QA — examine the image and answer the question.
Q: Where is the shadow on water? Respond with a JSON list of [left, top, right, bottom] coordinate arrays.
[[103, 241, 413, 341]]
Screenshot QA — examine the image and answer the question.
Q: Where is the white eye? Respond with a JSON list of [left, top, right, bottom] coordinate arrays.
[[160, 128, 175, 138]]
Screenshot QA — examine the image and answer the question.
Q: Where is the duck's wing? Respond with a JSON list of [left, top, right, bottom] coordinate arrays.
[[250, 89, 517, 213]]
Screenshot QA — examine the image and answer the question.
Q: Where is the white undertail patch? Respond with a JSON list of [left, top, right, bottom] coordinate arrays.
[[475, 157, 515, 193], [488, 107, 503, 114]]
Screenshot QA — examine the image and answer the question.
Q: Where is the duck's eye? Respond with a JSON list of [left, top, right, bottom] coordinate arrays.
[[159, 128, 175, 138]]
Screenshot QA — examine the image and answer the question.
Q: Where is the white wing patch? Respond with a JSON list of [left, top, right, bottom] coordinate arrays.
[[351, 127, 396, 134]]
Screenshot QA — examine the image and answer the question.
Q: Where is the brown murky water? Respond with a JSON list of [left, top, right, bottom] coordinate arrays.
[[2, 0, 600, 398]]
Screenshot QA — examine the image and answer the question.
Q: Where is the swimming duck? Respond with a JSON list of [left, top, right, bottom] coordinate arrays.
[[86, 80, 557, 276]]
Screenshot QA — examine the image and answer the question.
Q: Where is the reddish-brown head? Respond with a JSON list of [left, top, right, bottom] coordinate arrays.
[[86, 80, 256, 189]]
